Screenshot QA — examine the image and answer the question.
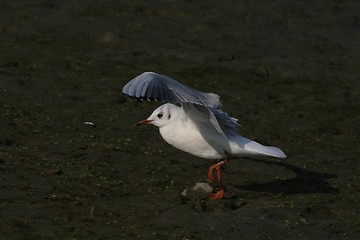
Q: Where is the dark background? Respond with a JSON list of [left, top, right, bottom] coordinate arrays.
[[0, 0, 359, 239]]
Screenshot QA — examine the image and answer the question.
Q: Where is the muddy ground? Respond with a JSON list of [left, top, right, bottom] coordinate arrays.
[[0, 0, 359, 239]]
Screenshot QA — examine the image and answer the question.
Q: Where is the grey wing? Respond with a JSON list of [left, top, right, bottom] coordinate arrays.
[[122, 71, 240, 132], [213, 109, 240, 133], [181, 103, 225, 136], [122, 72, 220, 108], [181, 103, 240, 138]]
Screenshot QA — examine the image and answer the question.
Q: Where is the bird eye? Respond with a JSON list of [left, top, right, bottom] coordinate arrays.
[[157, 113, 163, 118]]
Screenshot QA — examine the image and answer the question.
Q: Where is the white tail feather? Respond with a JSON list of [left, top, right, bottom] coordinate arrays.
[[230, 135, 287, 159]]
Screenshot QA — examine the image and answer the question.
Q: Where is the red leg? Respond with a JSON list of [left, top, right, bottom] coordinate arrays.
[[209, 187, 224, 200], [207, 159, 228, 183], [207, 153, 231, 200]]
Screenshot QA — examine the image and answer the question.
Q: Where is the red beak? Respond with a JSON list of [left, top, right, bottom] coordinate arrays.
[[136, 119, 153, 126]]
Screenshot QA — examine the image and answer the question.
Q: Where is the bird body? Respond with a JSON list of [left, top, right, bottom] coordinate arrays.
[[146, 103, 286, 160], [123, 72, 286, 199], [158, 103, 228, 159]]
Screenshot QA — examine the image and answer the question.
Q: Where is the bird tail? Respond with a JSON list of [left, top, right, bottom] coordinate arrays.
[[230, 135, 287, 159]]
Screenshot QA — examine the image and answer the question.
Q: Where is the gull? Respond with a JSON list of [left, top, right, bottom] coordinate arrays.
[[122, 72, 286, 199]]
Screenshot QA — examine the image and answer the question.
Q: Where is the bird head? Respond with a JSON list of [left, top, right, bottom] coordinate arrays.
[[136, 103, 177, 128]]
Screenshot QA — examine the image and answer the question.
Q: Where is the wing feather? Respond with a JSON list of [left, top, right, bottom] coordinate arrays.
[[122, 71, 240, 133]]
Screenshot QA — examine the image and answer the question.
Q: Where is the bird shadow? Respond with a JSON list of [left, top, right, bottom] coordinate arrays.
[[233, 158, 339, 195]]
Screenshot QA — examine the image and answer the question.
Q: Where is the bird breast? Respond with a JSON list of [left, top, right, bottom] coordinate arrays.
[[158, 120, 229, 159]]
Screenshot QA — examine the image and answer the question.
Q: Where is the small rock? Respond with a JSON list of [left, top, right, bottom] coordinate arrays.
[[181, 182, 213, 199]]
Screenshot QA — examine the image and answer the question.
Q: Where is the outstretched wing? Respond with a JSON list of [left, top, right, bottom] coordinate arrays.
[[122, 72, 220, 108], [122, 72, 240, 133]]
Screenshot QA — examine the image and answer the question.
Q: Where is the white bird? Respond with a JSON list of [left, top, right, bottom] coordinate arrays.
[[122, 72, 286, 199]]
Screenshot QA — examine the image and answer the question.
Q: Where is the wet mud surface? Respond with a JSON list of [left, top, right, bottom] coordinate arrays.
[[0, 0, 359, 239]]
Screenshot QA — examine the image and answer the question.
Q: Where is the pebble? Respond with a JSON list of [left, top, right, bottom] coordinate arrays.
[[181, 182, 213, 199]]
